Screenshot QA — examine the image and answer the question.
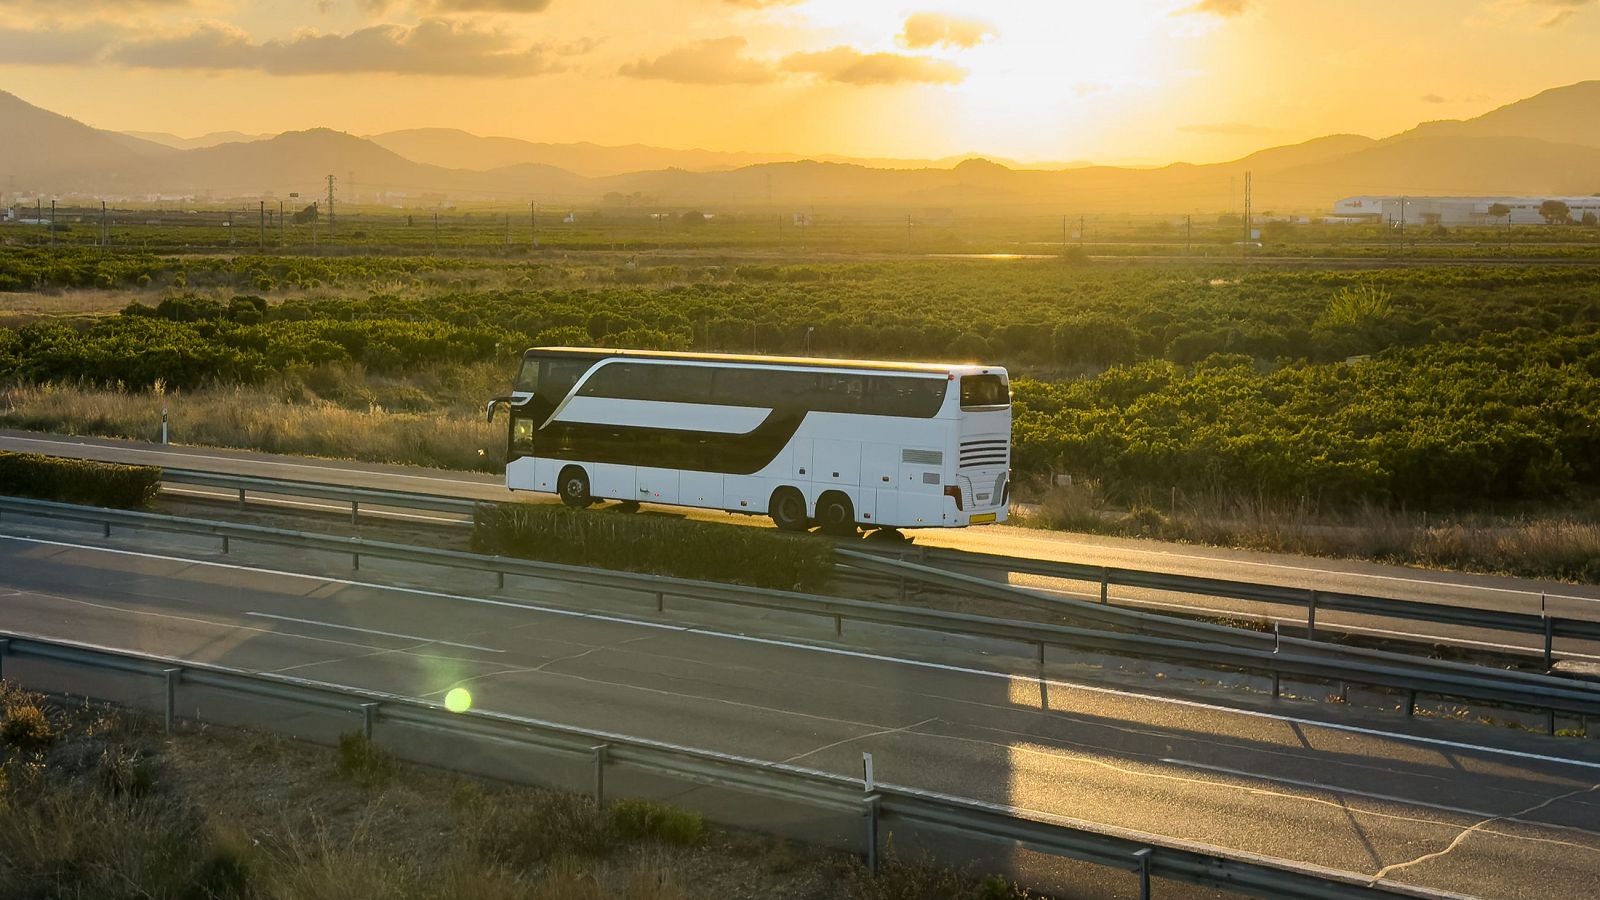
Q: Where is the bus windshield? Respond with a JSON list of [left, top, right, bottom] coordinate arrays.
[[960, 374, 1009, 410]]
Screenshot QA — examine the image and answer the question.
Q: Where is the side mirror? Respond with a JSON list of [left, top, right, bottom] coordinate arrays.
[[485, 396, 513, 423]]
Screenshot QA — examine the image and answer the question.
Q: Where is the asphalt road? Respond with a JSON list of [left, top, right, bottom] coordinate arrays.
[[0, 511, 1596, 898], [4, 429, 1598, 664]]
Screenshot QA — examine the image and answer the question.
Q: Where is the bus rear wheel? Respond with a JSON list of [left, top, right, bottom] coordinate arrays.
[[559, 467, 592, 508], [770, 488, 809, 532], [816, 493, 856, 536]]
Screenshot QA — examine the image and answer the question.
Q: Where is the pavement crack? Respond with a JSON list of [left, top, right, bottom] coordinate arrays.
[[781, 716, 941, 764], [1368, 782, 1600, 884]]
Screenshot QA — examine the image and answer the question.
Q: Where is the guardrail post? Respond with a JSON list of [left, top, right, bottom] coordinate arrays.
[[361, 702, 379, 742], [351, 500, 360, 527], [103, 521, 111, 538], [352, 551, 360, 571], [1543, 615, 1555, 669], [592, 744, 609, 808], [1306, 590, 1318, 640], [1270, 624, 1281, 699], [1405, 690, 1417, 717], [1099, 568, 1109, 604], [1547, 710, 1557, 736], [655, 592, 664, 613], [237, 488, 246, 510], [835, 614, 843, 637], [163, 667, 181, 733], [0, 638, 9, 680], [221, 535, 230, 555], [862, 793, 881, 874], [1133, 848, 1153, 900]]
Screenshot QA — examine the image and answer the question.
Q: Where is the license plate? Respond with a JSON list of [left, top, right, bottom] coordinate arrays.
[[970, 513, 996, 524]]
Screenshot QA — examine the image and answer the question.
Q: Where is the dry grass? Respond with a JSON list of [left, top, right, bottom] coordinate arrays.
[[1016, 480, 1600, 584], [0, 684, 1034, 900], [0, 369, 503, 473]]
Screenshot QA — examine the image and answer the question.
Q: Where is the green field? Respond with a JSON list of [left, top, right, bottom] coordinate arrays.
[[2, 243, 1597, 576]]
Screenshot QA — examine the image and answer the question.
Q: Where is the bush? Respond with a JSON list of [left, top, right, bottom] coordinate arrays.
[[0, 451, 161, 509], [2, 703, 53, 751], [468, 789, 618, 866], [335, 731, 396, 786], [98, 745, 158, 798], [471, 502, 834, 592], [610, 799, 704, 847]]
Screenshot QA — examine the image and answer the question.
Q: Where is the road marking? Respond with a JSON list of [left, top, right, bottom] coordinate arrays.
[[5, 532, 1600, 774], [1027, 585, 1600, 663], [244, 612, 504, 653], [1160, 759, 1600, 836], [6, 432, 1596, 604]]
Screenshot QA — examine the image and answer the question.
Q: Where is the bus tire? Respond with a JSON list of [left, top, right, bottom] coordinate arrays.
[[769, 487, 809, 532], [816, 492, 856, 536], [558, 466, 592, 508]]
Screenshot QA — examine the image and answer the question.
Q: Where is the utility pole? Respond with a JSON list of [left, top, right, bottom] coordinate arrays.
[[49, 199, 55, 246], [505, 212, 511, 247], [1062, 214, 1067, 253], [1185, 214, 1192, 255], [258, 201, 265, 250], [1242, 171, 1253, 260], [101, 201, 109, 247], [1078, 215, 1085, 247], [278, 200, 285, 246], [1398, 195, 1406, 240], [906, 213, 912, 253], [326, 174, 336, 241], [227, 210, 234, 247], [433, 211, 439, 252], [530, 201, 537, 250]]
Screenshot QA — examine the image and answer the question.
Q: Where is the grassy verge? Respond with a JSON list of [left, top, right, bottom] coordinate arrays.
[[473, 501, 835, 593], [0, 683, 1036, 899], [1016, 480, 1600, 583]]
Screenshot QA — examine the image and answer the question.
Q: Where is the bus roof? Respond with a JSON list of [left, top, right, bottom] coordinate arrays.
[[522, 347, 1000, 375]]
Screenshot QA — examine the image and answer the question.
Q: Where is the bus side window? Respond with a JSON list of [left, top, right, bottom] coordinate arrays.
[[541, 359, 593, 403], [817, 374, 865, 412]]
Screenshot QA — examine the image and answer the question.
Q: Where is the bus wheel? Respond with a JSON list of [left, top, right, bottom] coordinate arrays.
[[816, 493, 856, 536], [770, 488, 809, 531], [559, 467, 591, 508]]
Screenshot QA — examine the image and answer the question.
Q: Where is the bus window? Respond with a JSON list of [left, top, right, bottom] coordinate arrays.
[[960, 374, 1009, 410], [869, 376, 947, 418], [817, 374, 866, 412], [540, 358, 592, 403], [515, 358, 540, 393]]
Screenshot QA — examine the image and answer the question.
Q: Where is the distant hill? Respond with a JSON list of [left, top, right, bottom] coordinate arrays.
[[1392, 81, 1600, 149], [0, 90, 170, 192], [125, 130, 275, 151], [6, 80, 1600, 212]]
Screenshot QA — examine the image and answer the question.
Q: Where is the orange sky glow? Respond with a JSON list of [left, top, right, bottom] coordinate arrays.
[[1, 0, 1596, 166]]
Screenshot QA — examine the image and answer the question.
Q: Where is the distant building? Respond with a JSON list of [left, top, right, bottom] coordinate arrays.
[[1332, 195, 1600, 226]]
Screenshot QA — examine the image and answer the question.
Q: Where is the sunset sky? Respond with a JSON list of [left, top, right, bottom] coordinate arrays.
[[1, 0, 1596, 165]]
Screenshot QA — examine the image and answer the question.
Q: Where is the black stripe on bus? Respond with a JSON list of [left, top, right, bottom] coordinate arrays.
[[534, 409, 806, 475]]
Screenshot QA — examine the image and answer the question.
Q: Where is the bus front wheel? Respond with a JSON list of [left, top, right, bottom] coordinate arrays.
[[816, 493, 856, 536], [559, 467, 592, 508], [769, 488, 808, 532]]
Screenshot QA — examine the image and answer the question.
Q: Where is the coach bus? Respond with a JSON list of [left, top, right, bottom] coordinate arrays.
[[486, 347, 1010, 534]]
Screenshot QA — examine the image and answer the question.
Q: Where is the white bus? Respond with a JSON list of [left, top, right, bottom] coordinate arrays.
[[487, 347, 1011, 534]]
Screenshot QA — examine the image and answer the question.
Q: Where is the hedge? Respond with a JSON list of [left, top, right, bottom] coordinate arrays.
[[471, 502, 833, 593], [0, 452, 162, 509]]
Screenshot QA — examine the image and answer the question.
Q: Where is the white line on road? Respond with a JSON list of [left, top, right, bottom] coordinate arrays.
[[243, 612, 505, 653], [6, 532, 1600, 774], [1160, 759, 1600, 836]]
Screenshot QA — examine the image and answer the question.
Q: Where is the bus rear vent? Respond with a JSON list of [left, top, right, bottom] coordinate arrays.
[[960, 439, 1008, 469], [902, 449, 943, 465]]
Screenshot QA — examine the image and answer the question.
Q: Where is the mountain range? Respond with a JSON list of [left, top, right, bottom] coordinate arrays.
[[1, 81, 1597, 213]]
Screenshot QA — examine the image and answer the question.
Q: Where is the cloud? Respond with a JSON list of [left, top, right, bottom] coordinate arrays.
[[780, 46, 965, 85], [428, 0, 556, 11], [899, 12, 997, 49], [618, 36, 775, 84], [1497, 0, 1594, 27], [110, 19, 566, 77], [1174, 0, 1250, 16], [0, 22, 119, 65], [1420, 93, 1448, 103], [1178, 121, 1278, 135]]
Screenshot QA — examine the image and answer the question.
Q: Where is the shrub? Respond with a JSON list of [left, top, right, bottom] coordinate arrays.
[[610, 799, 704, 847], [2, 703, 54, 751], [0, 451, 161, 508], [471, 502, 834, 592], [335, 731, 396, 786], [98, 745, 158, 798], [468, 789, 618, 866]]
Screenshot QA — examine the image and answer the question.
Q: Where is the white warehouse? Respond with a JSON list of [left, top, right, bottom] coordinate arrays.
[[1331, 196, 1600, 226]]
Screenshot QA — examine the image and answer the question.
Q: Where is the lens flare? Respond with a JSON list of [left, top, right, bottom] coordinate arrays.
[[444, 687, 472, 713]]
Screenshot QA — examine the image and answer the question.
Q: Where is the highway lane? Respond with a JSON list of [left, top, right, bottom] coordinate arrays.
[[5, 429, 1599, 662], [0, 520, 1596, 898]]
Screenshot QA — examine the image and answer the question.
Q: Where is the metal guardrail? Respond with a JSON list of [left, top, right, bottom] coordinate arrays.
[[4, 494, 1600, 730], [0, 632, 1470, 900], [152, 465, 1600, 666], [861, 544, 1600, 662]]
